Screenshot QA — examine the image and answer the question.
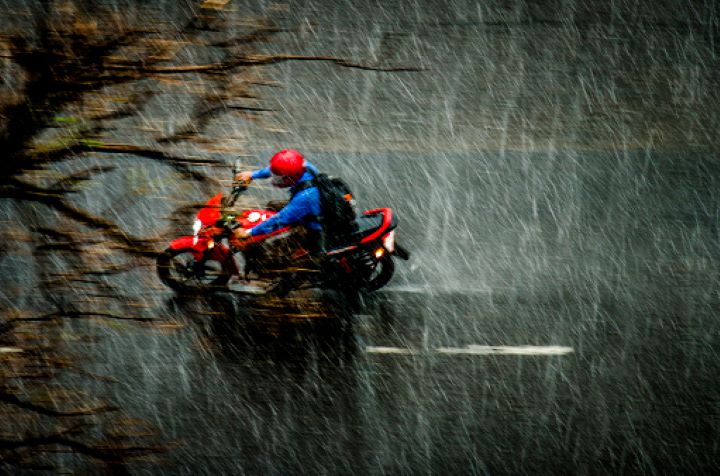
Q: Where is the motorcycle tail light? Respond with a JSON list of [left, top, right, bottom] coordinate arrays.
[[374, 247, 385, 259], [382, 231, 395, 253]]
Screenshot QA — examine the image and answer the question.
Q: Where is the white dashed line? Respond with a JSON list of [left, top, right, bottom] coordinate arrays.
[[436, 345, 574, 355], [365, 346, 419, 355], [366, 345, 574, 356], [0, 347, 24, 353]]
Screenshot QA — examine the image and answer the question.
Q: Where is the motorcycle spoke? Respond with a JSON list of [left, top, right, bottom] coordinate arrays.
[[169, 254, 220, 285], [159, 248, 231, 292]]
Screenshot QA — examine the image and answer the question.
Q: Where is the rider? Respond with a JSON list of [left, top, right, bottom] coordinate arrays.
[[233, 149, 323, 254]]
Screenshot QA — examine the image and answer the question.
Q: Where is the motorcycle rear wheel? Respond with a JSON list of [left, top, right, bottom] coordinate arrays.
[[157, 248, 231, 292]]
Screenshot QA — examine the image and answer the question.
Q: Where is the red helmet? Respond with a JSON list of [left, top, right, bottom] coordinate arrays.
[[269, 149, 305, 187]]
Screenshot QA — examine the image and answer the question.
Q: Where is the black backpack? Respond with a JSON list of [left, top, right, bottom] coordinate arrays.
[[294, 172, 358, 248]]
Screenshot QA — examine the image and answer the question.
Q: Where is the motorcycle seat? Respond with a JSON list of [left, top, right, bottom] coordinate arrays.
[[354, 213, 384, 238], [325, 212, 394, 253]]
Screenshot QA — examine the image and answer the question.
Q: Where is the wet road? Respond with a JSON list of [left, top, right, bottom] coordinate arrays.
[[5, 148, 720, 474], [82, 271, 718, 474]]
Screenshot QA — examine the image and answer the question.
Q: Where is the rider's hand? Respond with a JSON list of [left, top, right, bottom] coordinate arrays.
[[234, 227, 251, 240], [234, 171, 253, 184]]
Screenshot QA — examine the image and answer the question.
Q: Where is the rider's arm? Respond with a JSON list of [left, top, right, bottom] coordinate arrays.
[[251, 167, 272, 180], [249, 188, 319, 236]]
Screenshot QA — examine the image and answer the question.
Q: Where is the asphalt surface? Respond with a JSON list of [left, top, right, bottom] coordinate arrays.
[[56, 149, 719, 474]]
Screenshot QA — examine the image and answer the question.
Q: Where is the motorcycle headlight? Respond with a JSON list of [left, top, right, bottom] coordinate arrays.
[[192, 219, 202, 235], [382, 231, 395, 253]]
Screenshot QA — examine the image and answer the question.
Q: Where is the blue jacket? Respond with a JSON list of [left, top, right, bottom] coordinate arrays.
[[248, 162, 322, 236]]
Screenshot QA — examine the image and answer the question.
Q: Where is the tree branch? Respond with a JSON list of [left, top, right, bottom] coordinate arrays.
[[209, 25, 283, 48], [9, 310, 156, 324], [48, 165, 117, 191], [87, 88, 156, 123], [104, 53, 422, 74], [158, 104, 270, 144], [0, 181, 159, 257], [29, 141, 221, 185], [0, 430, 166, 462], [0, 392, 118, 417]]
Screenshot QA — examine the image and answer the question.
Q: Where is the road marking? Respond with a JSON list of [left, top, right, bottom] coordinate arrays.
[[366, 346, 418, 355], [436, 345, 574, 355], [1, 347, 24, 353], [366, 345, 573, 356]]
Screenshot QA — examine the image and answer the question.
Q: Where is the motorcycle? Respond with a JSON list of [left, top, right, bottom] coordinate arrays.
[[157, 164, 409, 295]]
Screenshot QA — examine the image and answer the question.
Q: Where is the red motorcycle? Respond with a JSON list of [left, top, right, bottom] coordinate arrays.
[[157, 168, 409, 295]]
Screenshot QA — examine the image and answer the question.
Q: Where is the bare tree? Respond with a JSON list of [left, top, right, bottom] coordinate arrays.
[[0, 0, 415, 470]]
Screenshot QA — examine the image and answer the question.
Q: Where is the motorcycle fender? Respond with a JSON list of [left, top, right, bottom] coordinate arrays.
[[168, 236, 212, 260], [168, 236, 239, 274]]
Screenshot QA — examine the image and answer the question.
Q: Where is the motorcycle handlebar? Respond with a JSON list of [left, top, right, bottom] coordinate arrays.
[[227, 158, 248, 206], [226, 181, 248, 207]]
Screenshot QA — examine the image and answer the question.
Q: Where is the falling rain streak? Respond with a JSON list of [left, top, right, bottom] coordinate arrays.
[[1, 0, 719, 474]]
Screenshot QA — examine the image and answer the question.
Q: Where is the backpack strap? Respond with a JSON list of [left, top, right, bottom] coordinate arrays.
[[290, 178, 317, 198]]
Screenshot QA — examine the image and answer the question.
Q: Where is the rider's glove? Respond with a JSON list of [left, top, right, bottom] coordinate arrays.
[[234, 171, 253, 184], [234, 227, 251, 240]]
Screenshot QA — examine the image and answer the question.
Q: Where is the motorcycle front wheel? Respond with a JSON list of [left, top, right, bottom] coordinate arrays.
[[157, 248, 231, 292], [365, 254, 395, 291]]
